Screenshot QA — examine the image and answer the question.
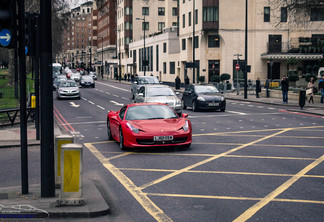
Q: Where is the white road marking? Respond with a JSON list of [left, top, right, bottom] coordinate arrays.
[[121, 97, 129, 100], [227, 111, 247, 115], [69, 102, 80, 108], [105, 92, 111, 95], [88, 101, 95, 105], [76, 116, 92, 119], [96, 81, 129, 91], [113, 94, 119, 97], [82, 98, 87, 101], [97, 105, 105, 110], [110, 100, 124, 106]]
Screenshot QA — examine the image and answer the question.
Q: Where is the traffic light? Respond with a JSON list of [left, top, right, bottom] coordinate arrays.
[[0, 0, 16, 48], [25, 12, 37, 56]]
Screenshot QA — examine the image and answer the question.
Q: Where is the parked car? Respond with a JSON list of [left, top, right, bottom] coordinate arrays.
[[80, 75, 95, 88], [56, 80, 81, 100], [134, 85, 182, 116], [106, 103, 192, 150], [131, 76, 160, 99], [71, 72, 81, 82], [53, 77, 67, 91], [181, 84, 226, 112]]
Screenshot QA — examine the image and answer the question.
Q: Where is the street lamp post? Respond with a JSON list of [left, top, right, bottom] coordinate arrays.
[[118, 29, 121, 82], [98, 36, 104, 79], [192, 0, 195, 83], [136, 16, 146, 76], [89, 47, 92, 71]]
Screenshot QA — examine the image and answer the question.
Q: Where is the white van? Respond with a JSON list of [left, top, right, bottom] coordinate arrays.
[[52, 63, 62, 79]]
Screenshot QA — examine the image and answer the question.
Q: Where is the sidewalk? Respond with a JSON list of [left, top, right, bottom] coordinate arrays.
[[0, 122, 110, 219]]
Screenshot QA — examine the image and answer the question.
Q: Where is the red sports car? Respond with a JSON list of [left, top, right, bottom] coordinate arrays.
[[107, 103, 192, 150]]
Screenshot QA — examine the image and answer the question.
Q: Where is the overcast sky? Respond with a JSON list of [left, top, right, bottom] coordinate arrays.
[[68, 0, 89, 8]]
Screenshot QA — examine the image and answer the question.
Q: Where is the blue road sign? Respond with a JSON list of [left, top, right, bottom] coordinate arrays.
[[0, 29, 12, 47], [25, 46, 28, 55]]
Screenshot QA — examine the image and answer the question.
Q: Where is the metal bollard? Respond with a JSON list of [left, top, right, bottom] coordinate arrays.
[[58, 143, 84, 206], [55, 135, 74, 188]]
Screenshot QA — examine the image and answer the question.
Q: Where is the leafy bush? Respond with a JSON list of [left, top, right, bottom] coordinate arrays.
[[305, 74, 317, 82], [210, 75, 220, 83], [286, 57, 298, 66], [198, 76, 205, 83], [220, 73, 231, 82], [288, 74, 299, 82]]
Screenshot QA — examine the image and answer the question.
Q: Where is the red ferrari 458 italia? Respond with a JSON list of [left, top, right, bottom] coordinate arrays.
[[107, 103, 192, 150]]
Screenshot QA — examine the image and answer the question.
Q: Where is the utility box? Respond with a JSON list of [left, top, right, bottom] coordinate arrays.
[[58, 143, 84, 206], [55, 135, 74, 188]]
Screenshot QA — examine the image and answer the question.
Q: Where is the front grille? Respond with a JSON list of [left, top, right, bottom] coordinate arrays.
[[137, 137, 187, 145]]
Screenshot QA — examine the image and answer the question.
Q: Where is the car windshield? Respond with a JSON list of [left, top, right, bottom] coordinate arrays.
[[59, 82, 77, 87], [125, 105, 178, 120], [195, 85, 219, 94], [138, 77, 159, 84], [147, 87, 175, 97], [82, 76, 92, 80]]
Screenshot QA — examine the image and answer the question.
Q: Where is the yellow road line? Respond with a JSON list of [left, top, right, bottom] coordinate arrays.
[[84, 143, 172, 222], [138, 129, 290, 190], [119, 168, 324, 179], [145, 193, 324, 204], [233, 155, 324, 222]]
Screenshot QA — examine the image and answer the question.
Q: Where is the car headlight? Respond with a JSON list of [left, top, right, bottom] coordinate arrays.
[[126, 122, 139, 134], [182, 120, 189, 132], [81, 80, 84, 84], [175, 99, 181, 106], [197, 96, 205, 101], [221, 96, 225, 101]]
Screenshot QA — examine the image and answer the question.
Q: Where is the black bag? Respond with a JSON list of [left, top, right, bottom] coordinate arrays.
[[313, 86, 318, 94]]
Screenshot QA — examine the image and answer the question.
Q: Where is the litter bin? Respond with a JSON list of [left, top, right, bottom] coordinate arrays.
[[299, 90, 306, 109]]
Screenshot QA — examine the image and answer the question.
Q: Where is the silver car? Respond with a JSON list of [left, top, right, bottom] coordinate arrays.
[[134, 85, 182, 115], [56, 80, 81, 100], [71, 72, 81, 82], [131, 76, 160, 99]]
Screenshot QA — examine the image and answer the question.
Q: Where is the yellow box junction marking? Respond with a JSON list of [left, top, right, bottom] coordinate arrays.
[[234, 155, 324, 222], [84, 143, 172, 222]]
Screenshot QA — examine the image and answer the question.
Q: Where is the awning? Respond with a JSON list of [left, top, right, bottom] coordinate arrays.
[[261, 53, 324, 61]]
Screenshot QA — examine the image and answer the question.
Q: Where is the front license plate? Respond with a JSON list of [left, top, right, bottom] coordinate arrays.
[[208, 103, 219, 106], [153, 135, 173, 141]]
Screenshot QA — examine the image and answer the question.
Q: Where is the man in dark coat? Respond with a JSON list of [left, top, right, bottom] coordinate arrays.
[[175, 76, 181, 89], [281, 76, 289, 103], [256, 77, 261, 98], [185, 76, 190, 86]]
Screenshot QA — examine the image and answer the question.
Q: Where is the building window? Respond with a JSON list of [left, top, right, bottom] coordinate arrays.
[[170, 62, 175, 74], [189, 12, 191, 26], [125, 37, 132, 45], [142, 22, 149, 30], [163, 42, 167, 53], [172, 22, 178, 27], [203, 7, 218, 22], [163, 62, 166, 74], [182, 38, 186, 50], [125, 7, 132, 15], [194, 36, 199, 48], [158, 22, 165, 31], [172, 7, 178, 16], [208, 35, 220, 48], [281, 7, 287, 22], [195, 9, 198, 24], [125, 22, 133, 30], [264, 7, 270, 22], [310, 8, 324, 21], [183, 14, 185, 28], [158, 7, 165, 16], [142, 7, 149, 15]]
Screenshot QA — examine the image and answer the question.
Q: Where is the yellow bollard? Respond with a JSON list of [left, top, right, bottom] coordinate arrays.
[[58, 143, 84, 206], [31, 95, 36, 108], [55, 135, 74, 188]]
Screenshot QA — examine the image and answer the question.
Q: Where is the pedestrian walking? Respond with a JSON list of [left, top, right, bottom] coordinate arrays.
[[318, 75, 324, 104], [255, 77, 261, 98], [306, 77, 315, 104], [265, 78, 270, 98], [185, 76, 190, 86], [175, 76, 181, 90], [281, 76, 289, 104]]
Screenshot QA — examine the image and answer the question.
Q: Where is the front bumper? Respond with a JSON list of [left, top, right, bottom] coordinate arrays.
[[123, 128, 192, 148], [196, 100, 226, 110]]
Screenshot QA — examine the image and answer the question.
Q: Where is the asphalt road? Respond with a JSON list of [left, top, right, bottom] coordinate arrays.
[[51, 79, 324, 221]]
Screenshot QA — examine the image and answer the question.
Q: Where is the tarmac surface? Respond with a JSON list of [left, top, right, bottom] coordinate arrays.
[[0, 79, 323, 219]]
